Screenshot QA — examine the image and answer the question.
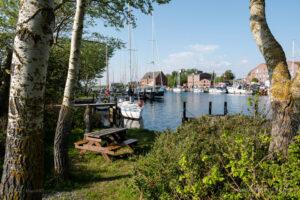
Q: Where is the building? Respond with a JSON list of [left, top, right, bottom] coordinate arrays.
[[245, 61, 300, 85], [140, 71, 168, 87], [187, 72, 212, 88]]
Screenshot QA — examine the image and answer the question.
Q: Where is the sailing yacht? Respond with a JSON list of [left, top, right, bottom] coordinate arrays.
[[151, 15, 165, 99], [118, 6, 144, 120]]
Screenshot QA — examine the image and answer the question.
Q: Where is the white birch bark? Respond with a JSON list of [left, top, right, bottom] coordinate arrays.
[[0, 0, 55, 199], [54, 0, 86, 179]]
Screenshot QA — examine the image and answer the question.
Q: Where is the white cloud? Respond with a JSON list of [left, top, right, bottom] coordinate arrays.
[[188, 44, 219, 53], [162, 44, 231, 75], [241, 59, 249, 64]]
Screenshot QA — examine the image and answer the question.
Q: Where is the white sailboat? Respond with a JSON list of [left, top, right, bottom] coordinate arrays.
[[118, 100, 143, 119], [118, 6, 143, 120], [151, 14, 165, 99], [173, 70, 182, 93]]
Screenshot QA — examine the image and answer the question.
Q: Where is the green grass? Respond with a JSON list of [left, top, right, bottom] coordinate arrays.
[[44, 128, 157, 200]]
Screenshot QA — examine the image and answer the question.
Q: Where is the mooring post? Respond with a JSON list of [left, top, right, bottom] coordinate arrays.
[[84, 105, 92, 133], [209, 101, 212, 115], [224, 101, 228, 115], [182, 102, 187, 122]]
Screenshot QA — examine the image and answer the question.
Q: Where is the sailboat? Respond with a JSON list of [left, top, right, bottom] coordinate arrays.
[[173, 70, 182, 93], [151, 14, 165, 99], [118, 6, 144, 120]]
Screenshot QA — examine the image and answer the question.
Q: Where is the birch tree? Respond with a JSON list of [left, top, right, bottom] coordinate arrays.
[[54, 0, 86, 179], [0, 0, 55, 199], [250, 0, 300, 155]]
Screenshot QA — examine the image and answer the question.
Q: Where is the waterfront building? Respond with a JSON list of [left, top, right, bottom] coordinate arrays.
[[246, 61, 300, 85], [187, 72, 212, 88], [140, 71, 168, 87]]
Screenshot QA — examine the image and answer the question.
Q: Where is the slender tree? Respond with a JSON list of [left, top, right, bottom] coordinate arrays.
[[54, 0, 86, 179], [250, 0, 300, 155], [0, 0, 55, 199]]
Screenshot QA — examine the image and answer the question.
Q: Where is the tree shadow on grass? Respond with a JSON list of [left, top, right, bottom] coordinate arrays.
[[44, 128, 158, 194]]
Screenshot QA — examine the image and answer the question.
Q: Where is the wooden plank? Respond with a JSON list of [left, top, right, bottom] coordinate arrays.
[[85, 136, 102, 142], [85, 128, 127, 139], [121, 139, 138, 146]]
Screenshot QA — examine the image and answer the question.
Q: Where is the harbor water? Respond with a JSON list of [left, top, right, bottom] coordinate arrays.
[[125, 92, 270, 131]]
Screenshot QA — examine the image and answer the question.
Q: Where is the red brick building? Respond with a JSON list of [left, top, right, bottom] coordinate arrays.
[[245, 61, 300, 84], [187, 73, 212, 88], [140, 71, 168, 87]]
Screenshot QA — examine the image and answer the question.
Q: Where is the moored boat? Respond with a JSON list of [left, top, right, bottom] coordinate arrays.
[[193, 88, 204, 93], [209, 87, 226, 94], [173, 87, 182, 93], [117, 100, 144, 120]]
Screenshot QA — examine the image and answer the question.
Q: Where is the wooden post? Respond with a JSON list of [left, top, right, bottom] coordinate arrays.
[[224, 101, 228, 116], [182, 102, 187, 122], [84, 105, 92, 133], [209, 101, 212, 115], [109, 105, 113, 127]]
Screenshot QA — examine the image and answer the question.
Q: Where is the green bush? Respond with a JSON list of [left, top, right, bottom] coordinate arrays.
[[134, 115, 300, 199]]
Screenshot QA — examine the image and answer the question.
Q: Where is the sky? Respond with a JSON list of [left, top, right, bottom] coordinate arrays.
[[90, 0, 300, 84]]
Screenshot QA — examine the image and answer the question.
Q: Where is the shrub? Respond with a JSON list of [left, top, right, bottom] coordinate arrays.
[[134, 115, 300, 199]]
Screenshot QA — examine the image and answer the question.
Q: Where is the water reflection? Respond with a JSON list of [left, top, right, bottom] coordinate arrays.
[[142, 92, 270, 131], [124, 118, 144, 129]]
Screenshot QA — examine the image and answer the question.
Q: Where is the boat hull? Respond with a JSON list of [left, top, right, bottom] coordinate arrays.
[[173, 88, 182, 93], [209, 88, 226, 94], [118, 101, 143, 120]]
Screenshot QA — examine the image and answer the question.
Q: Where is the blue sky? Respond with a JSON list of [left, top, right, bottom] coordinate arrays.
[[90, 0, 300, 84]]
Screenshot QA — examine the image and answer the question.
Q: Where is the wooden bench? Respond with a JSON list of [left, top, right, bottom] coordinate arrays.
[[74, 128, 138, 161]]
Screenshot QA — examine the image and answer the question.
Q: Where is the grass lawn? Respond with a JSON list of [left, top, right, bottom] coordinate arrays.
[[43, 128, 157, 200]]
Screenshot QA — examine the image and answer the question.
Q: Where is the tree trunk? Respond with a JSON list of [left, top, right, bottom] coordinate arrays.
[[250, 0, 298, 155], [0, 0, 54, 199], [0, 48, 12, 117], [54, 0, 86, 180]]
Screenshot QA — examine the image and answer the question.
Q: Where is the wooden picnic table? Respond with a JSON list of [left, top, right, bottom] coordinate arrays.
[[74, 128, 137, 161]]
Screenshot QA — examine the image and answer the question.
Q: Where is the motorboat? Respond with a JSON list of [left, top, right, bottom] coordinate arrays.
[[209, 87, 226, 94], [227, 85, 253, 95], [193, 88, 204, 93]]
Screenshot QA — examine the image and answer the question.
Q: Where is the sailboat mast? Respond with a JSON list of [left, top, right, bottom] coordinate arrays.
[[152, 13, 155, 89], [106, 44, 109, 90], [129, 5, 132, 84]]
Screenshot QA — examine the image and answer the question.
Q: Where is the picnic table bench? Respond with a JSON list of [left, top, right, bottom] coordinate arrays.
[[74, 128, 138, 161]]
